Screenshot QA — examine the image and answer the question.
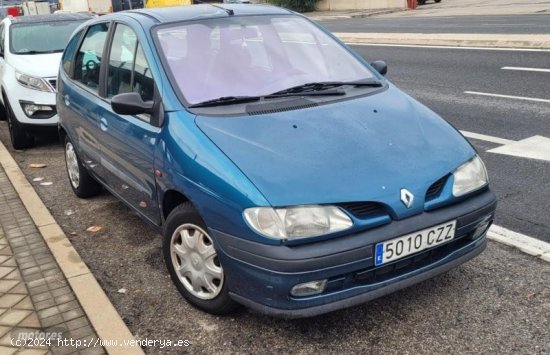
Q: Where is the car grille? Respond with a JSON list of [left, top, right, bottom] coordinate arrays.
[[426, 175, 448, 200], [338, 202, 387, 218], [48, 79, 57, 92]]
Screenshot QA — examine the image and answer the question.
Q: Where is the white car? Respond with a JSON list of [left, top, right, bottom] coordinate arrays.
[[0, 13, 91, 149]]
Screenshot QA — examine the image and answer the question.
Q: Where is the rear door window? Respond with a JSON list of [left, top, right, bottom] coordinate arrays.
[[74, 23, 110, 93]]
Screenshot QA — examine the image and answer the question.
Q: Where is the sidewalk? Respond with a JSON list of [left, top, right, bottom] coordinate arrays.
[[0, 141, 142, 355]]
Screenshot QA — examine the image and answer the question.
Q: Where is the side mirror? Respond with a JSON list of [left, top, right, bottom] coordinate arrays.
[[111, 92, 153, 116], [371, 61, 388, 76]]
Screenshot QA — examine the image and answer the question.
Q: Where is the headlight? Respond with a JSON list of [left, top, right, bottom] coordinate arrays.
[[244, 205, 353, 240], [15, 71, 52, 92], [452, 155, 488, 197]]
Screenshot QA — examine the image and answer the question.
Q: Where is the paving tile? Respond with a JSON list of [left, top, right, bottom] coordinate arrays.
[[79, 346, 105, 355], [61, 309, 83, 323], [0, 346, 17, 355], [32, 291, 53, 303], [17, 348, 49, 355], [0, 294, 26, 308], [0, 325, 9, 338], [41, 314, 64, 328], [64, 317, 88, 331], [9, 283, 28, 295], [18, 313, 41, 329], [53, 295, 74, 306], [0, 256, 13, 265], [37, 307, 60, 320], [66, 325, 93, 341], [50, 288, 71, 299], [0, 309, 32, 326], [0, 280, 18, 293], [3, 269, 21, 281], [29, 285, 49, 296], [13, 296, 34, 311], [0, 245, 12, 256], [57, 301, 78, 314], [35, 298, 56, 311], [0, 266, 16, 279]]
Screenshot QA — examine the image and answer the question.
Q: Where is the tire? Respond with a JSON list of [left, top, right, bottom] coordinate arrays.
[[4, 95, 33, 150], [64, 136, 102, 198], [418, 0, 426, 4], [435, 0, 441, 3], [163, 203, 240, 315]]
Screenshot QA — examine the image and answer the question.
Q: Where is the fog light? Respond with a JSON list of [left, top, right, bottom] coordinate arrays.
[[472, 221, 491, 240], [290, 280, 327, 297], [20, 102, 54, 118]]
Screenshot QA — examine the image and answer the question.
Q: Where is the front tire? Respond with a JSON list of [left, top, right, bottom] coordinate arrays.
[[64, 136, 102, 198], [4, 95, 33, 150], [163, 203, 239, 315]]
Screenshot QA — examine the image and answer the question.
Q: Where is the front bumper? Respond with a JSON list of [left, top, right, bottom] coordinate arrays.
[[211, 189, 497, 318]]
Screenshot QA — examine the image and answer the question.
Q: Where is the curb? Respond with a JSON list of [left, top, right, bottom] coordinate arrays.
[[335, 32, 550, 49], [0, 141, 144, 355]]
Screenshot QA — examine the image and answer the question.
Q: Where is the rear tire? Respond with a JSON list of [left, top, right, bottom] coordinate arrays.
[[163, 203, 240, 315], [64, 136, 102, 198], [4, 95, 33, 150], [435, 0, 441, 3]]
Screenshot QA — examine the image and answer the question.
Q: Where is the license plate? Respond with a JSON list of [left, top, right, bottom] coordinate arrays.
[[374, 220, 457, 266]]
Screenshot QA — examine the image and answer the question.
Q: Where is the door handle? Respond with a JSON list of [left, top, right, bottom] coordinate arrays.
[[100, 117, 108, 131]]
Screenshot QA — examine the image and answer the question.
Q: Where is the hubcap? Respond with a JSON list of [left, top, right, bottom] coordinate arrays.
[[170, 224, 223, 300], [65, 142, 80, 189]]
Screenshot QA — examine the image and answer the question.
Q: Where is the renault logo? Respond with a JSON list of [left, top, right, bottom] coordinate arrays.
[[400, 189, 414, 209]]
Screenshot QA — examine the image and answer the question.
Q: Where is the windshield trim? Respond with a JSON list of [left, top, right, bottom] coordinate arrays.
[[150, 14, 382, 112], [9, 20, 86, 55]]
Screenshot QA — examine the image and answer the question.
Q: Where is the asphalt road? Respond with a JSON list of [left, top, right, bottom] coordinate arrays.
[[320, 14, 550, 34], [352, 44, 550, 243], [0, 45, 549, 354]]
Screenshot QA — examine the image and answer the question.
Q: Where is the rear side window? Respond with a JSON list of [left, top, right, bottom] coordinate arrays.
[[62, 29, 83, 76], [74, 23, 109, 93]]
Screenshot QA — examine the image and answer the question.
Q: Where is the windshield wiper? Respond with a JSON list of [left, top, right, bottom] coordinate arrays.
[[265, 89, 346, 98], [188, 96, 261, 108], [268, 79, 383, 96]]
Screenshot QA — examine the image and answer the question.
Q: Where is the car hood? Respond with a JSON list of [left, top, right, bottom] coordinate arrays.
[[11, 53, 62, 78], [195, 85, 475, 218]]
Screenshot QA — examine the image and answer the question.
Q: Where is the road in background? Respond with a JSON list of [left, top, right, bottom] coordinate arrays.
[[320, 14, 550, 34], [351, 44, 550, 243]]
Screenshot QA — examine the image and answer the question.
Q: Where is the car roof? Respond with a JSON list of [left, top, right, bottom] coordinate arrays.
[[9, 13, 93, 24], [124, 4, 293, 23]]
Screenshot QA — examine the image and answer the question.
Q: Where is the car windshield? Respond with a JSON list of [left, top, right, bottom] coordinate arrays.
[[156, 15, 376, 105], [10, 20, 85, 55]]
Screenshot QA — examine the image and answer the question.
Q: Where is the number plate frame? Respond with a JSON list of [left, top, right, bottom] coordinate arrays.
[[374, 220, 457, 266]]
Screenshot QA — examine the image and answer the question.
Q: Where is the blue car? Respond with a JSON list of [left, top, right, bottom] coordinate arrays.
[[57, 4, 496, 318]]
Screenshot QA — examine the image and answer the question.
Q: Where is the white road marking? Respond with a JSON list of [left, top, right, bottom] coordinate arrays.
[[488, 135, 550, 162], [488, 225, 550, 263], [460, 131, 515, 145], [501, 66, 550, 73], [464, 91, 550, 104], [346, 43, 550, 52]]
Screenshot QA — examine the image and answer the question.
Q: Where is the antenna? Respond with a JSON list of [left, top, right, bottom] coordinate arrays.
[[194, 0, 234, 16]]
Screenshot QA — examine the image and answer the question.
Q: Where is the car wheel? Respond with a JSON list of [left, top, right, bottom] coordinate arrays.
[[435, 0, 441, 2], [163, 203, 239, 315], [64, 136, 102, 198], [418, 0, 427, 4], [4, 95, 33, 149]]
